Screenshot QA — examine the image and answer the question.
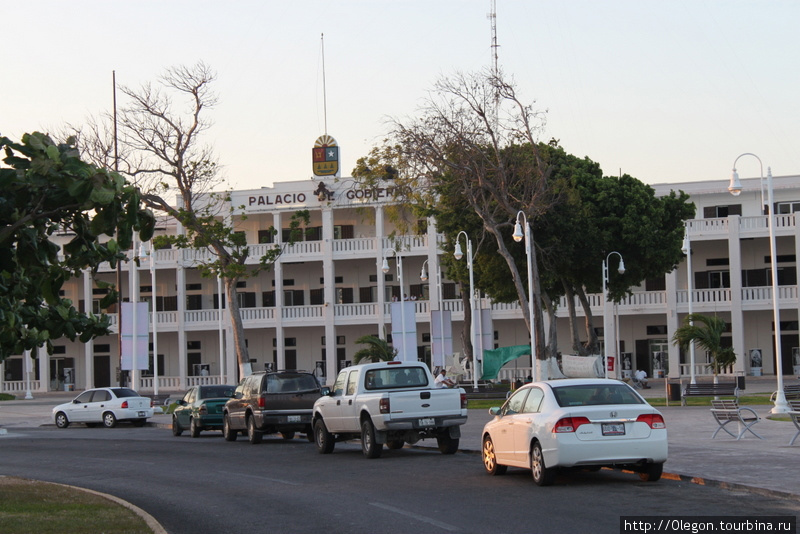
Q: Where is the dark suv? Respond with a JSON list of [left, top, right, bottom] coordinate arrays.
[[222, 371, 322, 444]]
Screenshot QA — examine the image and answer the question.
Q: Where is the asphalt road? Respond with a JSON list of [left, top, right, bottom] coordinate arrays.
[[1, 426, 797, 534]]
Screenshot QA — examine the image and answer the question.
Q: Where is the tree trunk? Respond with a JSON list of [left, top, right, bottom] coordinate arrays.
[[224, 277, 250, 379], [575, 286, 598, 354]]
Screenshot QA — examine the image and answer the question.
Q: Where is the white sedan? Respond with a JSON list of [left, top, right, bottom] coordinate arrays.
[[53, 387, 154, 428], [481, 379, 667, 486]]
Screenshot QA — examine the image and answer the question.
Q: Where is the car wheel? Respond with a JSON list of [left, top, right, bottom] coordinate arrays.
[[638, 462, 663, 482], [386, 439, 404, 450], [314, 418, 335, 454], [531, 441, 556, 486], [102, 412, 117, 428], [172, 416, 183, 436], [190, 418, 201, 438], [361, 418, 382, 459], [55, 412, 70, 429], [222, 414, 237, 442], [247, 415, 262, 445], [482, 435, 507, 475], [437, 433, 459, 455], [280, 431, 295, 440]]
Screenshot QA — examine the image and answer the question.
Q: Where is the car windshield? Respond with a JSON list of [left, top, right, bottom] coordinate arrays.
[[365, 367, 428, 390], [552, 384, 644, 407], [112, 388, 141, 398], [199, 386, 234, 399], [266, 374, 319, 393]]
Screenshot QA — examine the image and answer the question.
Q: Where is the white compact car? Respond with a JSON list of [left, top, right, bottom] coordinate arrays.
[[481, 379, 667, 486], [53, 387, 154, 428]]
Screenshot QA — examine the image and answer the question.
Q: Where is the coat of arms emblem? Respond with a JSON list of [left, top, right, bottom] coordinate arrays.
[[312, 135, 339, 177]]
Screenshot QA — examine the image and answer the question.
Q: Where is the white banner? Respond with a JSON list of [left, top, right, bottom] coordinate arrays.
[[390, 301, 417, 362], [121, 302, 150, 370], [430, 310, 453, 367]]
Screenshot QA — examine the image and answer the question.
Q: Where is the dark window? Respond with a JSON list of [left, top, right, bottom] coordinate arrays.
[[310, 288, 324, 305], [186, 294, 203, 311], [186, 283, 202, 291], [258, 229, 275, 244], [238, 292, 256, 308], [337, 287, 354, 304], [646, 325, 668, 336], [442, 283, 458, 300], [359, 287, 375, 303], [305, 226, 322, 241], [187, 341, 201, 350], [263, 291, 276, 307], [706, 258, 730, 267]]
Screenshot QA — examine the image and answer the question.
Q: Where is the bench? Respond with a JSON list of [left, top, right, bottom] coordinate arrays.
[[788, 400, 800, 446], [710, 399, 763, 440], [770, 383, 800, 402], [681, 381, 739, 405]]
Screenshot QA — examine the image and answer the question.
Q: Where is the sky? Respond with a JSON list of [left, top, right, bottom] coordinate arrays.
[[2, 1, 799, 191]]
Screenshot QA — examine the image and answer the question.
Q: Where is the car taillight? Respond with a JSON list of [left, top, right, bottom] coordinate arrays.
[[258, 395, 266, 409], [379, 397, 390, 414], [636, 413, 666, 429], [460, 392, 468, 410], [552, 416, 591, 433], [121, 401, 128, 409]]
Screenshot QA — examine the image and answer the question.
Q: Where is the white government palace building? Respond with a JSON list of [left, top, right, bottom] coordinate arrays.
[[2, 165, 799, 395]]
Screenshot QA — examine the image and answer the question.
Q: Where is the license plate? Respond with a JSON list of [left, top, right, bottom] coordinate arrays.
[[602, 423, 625, 436], [287, 415, 301, 423], [137, 411, 147, 417], [418, 418, 435, 427]]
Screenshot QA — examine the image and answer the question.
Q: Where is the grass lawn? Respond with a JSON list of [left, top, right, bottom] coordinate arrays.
[[0, 477, 153, 534]]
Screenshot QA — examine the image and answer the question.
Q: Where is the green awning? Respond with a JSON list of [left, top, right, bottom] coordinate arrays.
[[480, 345, 531, 380]]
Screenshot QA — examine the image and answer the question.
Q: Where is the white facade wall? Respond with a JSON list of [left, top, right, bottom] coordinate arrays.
[[2, 174, 798, 394]]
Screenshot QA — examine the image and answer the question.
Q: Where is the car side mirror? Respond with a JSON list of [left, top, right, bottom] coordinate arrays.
[[177, 400, 187, 406], [489, 407, 501, 416], [320, 386, 331, 396], [234, 392, 243, 400]]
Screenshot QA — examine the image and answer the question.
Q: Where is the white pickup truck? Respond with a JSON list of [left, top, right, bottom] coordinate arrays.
[[312, 361, 468, 458]]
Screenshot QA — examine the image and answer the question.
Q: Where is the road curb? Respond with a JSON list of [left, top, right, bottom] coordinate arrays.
[[0, 476, 168, 534]]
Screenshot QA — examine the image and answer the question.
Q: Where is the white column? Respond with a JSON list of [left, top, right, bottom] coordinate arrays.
[[273, 212, 285, 371], [727, 215, 746, 376], [322, 207, 337, 384]]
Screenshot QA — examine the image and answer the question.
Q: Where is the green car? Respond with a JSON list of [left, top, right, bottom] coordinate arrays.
[[172, 385, 236, 438]]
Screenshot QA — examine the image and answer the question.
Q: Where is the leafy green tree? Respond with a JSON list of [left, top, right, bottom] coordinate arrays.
[[352, 335, 397, 364], [672, 313, 736, 378], [0, 132, 154, 362], [353, 70, 695, 377]]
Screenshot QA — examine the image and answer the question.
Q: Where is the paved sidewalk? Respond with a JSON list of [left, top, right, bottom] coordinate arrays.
[[2, 376, 799, 501]]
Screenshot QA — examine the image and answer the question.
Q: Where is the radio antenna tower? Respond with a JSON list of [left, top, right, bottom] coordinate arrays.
[[488, 0, 499, 77], [488, 0, 500, 127]]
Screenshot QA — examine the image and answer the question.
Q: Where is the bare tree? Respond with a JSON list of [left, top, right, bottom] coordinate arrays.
[[354, 69, 562, 379], [76, 62, 306, 378]]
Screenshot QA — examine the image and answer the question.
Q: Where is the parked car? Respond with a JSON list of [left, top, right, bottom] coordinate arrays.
[[53, 387, 154, 429], [481, 379, 667, 486], [313, 361, 467, 458], [172, 384, 236, 438], [222, 371, 322, 444]]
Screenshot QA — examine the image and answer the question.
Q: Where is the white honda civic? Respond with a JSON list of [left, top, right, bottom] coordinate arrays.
[[481, 379, 667, 486]]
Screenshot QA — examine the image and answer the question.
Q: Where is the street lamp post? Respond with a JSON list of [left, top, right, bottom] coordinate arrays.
[[728, 153, 789, 414], [513, 211, 536, 381], [382, 248, 407, 361], [420, 259, 445, 370], [602, 252, 626, 380], [682, 230, 697, 384], [454, 232, 479, 389]]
